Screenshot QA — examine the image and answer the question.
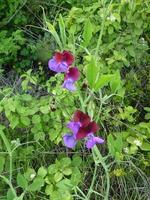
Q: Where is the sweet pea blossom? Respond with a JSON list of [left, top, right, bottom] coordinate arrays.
[[62, 67, 80, 91], [63, 110, 104, 149], [48, 51, 74, 73]]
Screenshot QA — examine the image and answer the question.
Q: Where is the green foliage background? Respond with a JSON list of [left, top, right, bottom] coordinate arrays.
[[0, 0, 150, 199]]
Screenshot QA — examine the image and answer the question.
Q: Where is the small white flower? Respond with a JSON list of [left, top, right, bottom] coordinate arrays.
[[11, 138, 20, 146], [107, 14, 116, 22], [124, 147, 129, 153], [133, 139, 142, 146], [141, 37, 145, 42], [30, 174, 36, 180]]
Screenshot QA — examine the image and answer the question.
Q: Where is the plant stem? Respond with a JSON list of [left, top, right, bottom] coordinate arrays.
[[86, 164, 98, 200], [0, 129, 15, 194], [0, 175, 17, 197], [92, 146, 110, 200], [95, 0, 113, 58]]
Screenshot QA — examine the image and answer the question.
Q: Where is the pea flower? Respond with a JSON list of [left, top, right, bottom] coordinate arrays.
[[48, 51, 74, 73], [63, 110, 104, 149], [62, 67, 80, 91]]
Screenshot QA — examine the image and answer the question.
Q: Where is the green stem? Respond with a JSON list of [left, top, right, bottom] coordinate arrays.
[[92, 146, 110, 200], [0, 129, 14, 192], [86, 164, 98, 200], [0, 175, 17, 197], [95, 0, 113, 58]]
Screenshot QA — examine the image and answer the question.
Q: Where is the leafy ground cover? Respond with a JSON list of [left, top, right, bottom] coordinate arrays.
[[0, 0, 150, 199]]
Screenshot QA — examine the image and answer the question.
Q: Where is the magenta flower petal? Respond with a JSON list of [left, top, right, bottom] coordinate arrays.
[[62, 78, 76, 91], [86, 135, 104, 149], [73, 110, 91, 127], [65, 67, 80, 81], [63, 134, 77, 148], [63, 51, 74, 66], [67, 121, 81, 135], [76, 121, 100, 140]]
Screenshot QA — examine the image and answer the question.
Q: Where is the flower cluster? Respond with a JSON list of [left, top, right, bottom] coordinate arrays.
[[48, 51, 80, 91], [63, 110, 104, 149]]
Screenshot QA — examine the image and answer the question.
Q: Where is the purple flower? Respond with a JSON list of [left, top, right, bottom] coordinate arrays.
[[63, 134, 77, 148], [62, 67, 80, 91], [86, 134, 105, 149], [62, 78, 76, 91], [67, 121, 81, 135], [63, 110, 104, 149], [48, 51, 74, 73]]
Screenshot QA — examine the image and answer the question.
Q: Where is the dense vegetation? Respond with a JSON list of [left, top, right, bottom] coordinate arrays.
[[0, 0, 150, 199]]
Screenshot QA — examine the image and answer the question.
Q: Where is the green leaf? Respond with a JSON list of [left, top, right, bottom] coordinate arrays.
[[72, 156, 82, 167], [24, 168, 36, 181], [63, 168, 72, 176], [28, 176, 44, 192], [83, 19, 93, 47], [13, 193, 24, 200], [48, 164, 57, 174], [140, 142, 150, 151], [32, 115, 41, 124], [95, 74, 114, 91], [59, 14, 66, 47], [110, 72, 122, 93], [40, 105, 49, 114], [0, 156, 5, 173], [71, 167, 81, 186], [60, 157, 71, 167], [17, 173, 28, 189], [56, 179, 73, 191], [145, 113, 150, 120], [54, 172, 63, 182], [7, 189, 16, 200], [38, 166, 47, 178], [45, 184, 54, 195], [34, 131, 45, 141], [20, 116, 30, 126], [46, 21, 62, 50], [9, 115, 19, 129], [86, 57, 99, 88]]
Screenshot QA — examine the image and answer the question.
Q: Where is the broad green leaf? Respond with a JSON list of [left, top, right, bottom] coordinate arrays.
[[56, 179, 73, 191], [60, 157, 71, 167], [32, 115, 41, 124], [38, 166, 47, 178], [94, 74, 114, 91], [107, 134, 115, 156], [28, 176, 44, 192], [83, 19, 93, 47], [45, 184, 54, 195], [9, 115, 19, 129], [145, 113, 150, 120], [115, 134, 123, 152], [7, 189, 16, 200], [72, 156, 82, 167], [17, 173, 28, 189], [20, 116, 30, 126], [110, 72, 121, 93], [48, 164, 57, 174], [63, 168, 72, 176], [24, 168, 36, 181], [40, 105, 49, 114], [140, 142, 150, 151], [54, 172, 63, 182], [71, 167, 81, 186], [86, 57, 99, 88]]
